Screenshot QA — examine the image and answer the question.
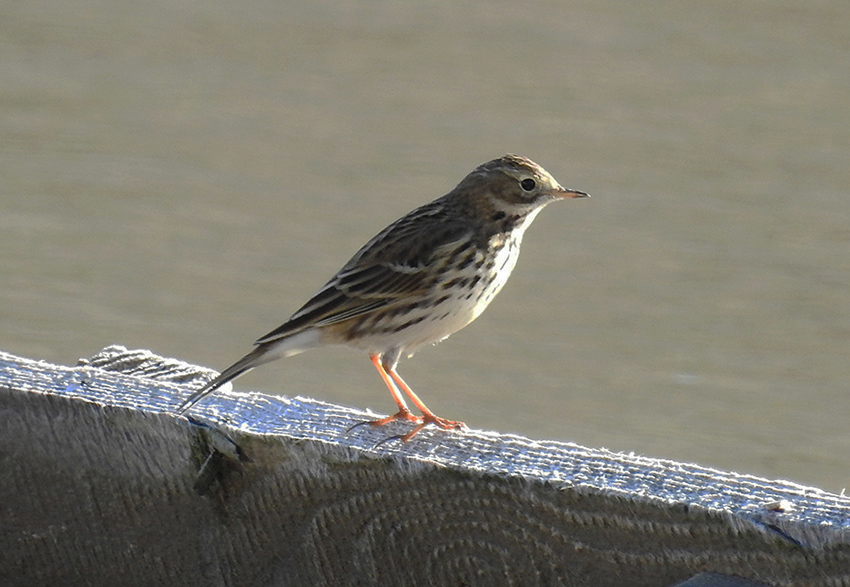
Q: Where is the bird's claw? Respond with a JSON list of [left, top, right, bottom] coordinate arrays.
[[347, 410, 467, 445]]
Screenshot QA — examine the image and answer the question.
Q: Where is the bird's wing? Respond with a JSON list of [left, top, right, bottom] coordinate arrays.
[[255, 205, 473, 345]]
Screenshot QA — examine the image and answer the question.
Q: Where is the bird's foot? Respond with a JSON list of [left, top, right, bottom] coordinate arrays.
[[344, 408, 421, 436], [369, 408, 423, 427], [380, 413, 467, 444], [421, 414, 466, 433], [347, 409, 466, 444]]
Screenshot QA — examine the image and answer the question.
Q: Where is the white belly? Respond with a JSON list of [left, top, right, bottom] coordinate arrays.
[[344, 208, 541, 357]]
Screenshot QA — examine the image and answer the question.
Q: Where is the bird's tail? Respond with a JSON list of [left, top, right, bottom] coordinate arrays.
[[176, 345, 275, 415]]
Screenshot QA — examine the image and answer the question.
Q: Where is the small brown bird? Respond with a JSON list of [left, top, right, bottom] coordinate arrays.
[[177, 155, 588, 441]]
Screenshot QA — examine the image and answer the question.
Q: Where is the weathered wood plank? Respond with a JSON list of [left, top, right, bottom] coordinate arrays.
[[1, 346, 848, 586]]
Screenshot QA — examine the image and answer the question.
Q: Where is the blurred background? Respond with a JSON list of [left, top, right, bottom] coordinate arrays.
[[2, 1, 848, 492]]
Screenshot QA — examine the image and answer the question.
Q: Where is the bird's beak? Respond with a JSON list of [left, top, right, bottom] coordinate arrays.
[[555, 186, 589, 199]]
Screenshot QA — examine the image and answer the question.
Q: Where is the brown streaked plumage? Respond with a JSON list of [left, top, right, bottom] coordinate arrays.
[[177, 155, 588, 441]]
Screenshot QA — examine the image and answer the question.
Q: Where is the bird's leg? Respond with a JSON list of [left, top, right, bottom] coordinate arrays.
[[385, 363, 467, 442], [368, 354, 422, 426]]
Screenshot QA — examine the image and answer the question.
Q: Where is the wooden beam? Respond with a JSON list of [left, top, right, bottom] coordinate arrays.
[[1, 346, 848, 586]]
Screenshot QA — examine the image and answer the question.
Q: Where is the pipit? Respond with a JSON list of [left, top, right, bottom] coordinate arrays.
[[177, 155, 588, 441]]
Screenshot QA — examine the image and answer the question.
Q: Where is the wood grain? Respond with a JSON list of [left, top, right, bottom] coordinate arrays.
[[1, 346, 848, 586]]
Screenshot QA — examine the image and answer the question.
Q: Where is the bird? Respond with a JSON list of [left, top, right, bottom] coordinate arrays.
[[176, 154, 588, 441]]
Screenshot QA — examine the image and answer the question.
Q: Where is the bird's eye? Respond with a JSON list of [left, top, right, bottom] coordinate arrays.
[[520, 178, 536, 192]]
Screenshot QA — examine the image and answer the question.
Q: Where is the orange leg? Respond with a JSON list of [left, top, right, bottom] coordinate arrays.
[[369, 353, 466, 442], [368, 354, 421, 426]]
